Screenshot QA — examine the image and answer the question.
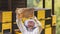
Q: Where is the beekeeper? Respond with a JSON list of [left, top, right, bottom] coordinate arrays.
[[16, 16, 43, 34], [16, 8, 43, 34]]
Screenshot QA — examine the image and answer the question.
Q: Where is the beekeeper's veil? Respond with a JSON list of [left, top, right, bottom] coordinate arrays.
[[24, 19, 37, 27]]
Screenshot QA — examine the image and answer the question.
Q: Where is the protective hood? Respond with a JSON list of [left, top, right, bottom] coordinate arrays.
[[24, 19, 37, 27]]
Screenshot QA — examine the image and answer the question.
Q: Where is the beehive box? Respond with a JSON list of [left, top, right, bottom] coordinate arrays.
[[16, 8, 34, 21], [2, 11, 12, 23], [0, 11, 12, 23]]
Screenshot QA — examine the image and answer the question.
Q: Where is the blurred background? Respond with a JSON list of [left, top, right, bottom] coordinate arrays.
[[0, 0, 60, 34]]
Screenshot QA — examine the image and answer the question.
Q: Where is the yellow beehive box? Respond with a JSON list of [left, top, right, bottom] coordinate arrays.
[[2, 23, 12, 30], [45, 27, 52, 34], [37, 10, 45, 28], [52, 15, 56, 26], [37, 10, 45, 19], [2, 11, 12, 23]]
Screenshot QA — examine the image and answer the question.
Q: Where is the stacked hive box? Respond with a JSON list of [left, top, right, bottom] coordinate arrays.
[[34, 9, 52, 34], [34, 8, 56, 34], [0, 11, 12, 34]]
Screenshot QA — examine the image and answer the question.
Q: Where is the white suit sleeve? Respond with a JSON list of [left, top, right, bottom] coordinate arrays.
[[34, 17, 43, 34], [35, 19, 42, 27], [16, 18, 26, 32], [34, 17, 42, 27]]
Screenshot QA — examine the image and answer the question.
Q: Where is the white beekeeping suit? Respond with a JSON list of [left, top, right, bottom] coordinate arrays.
[[16, 16, 42, 34]]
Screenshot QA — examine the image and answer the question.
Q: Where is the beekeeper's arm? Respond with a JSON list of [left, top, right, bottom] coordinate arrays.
[[16, 16, 26, 33], [33, 16, 43, 33], [34, 17, 41, 26]]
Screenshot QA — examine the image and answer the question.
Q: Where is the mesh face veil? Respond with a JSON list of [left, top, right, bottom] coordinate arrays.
[[24, 19, 37, 27]]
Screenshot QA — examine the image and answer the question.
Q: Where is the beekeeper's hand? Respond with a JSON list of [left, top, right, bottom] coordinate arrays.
[[33, 16, 38, 20], [16, 8, 24, 19], [16, 8, 24, 14]]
